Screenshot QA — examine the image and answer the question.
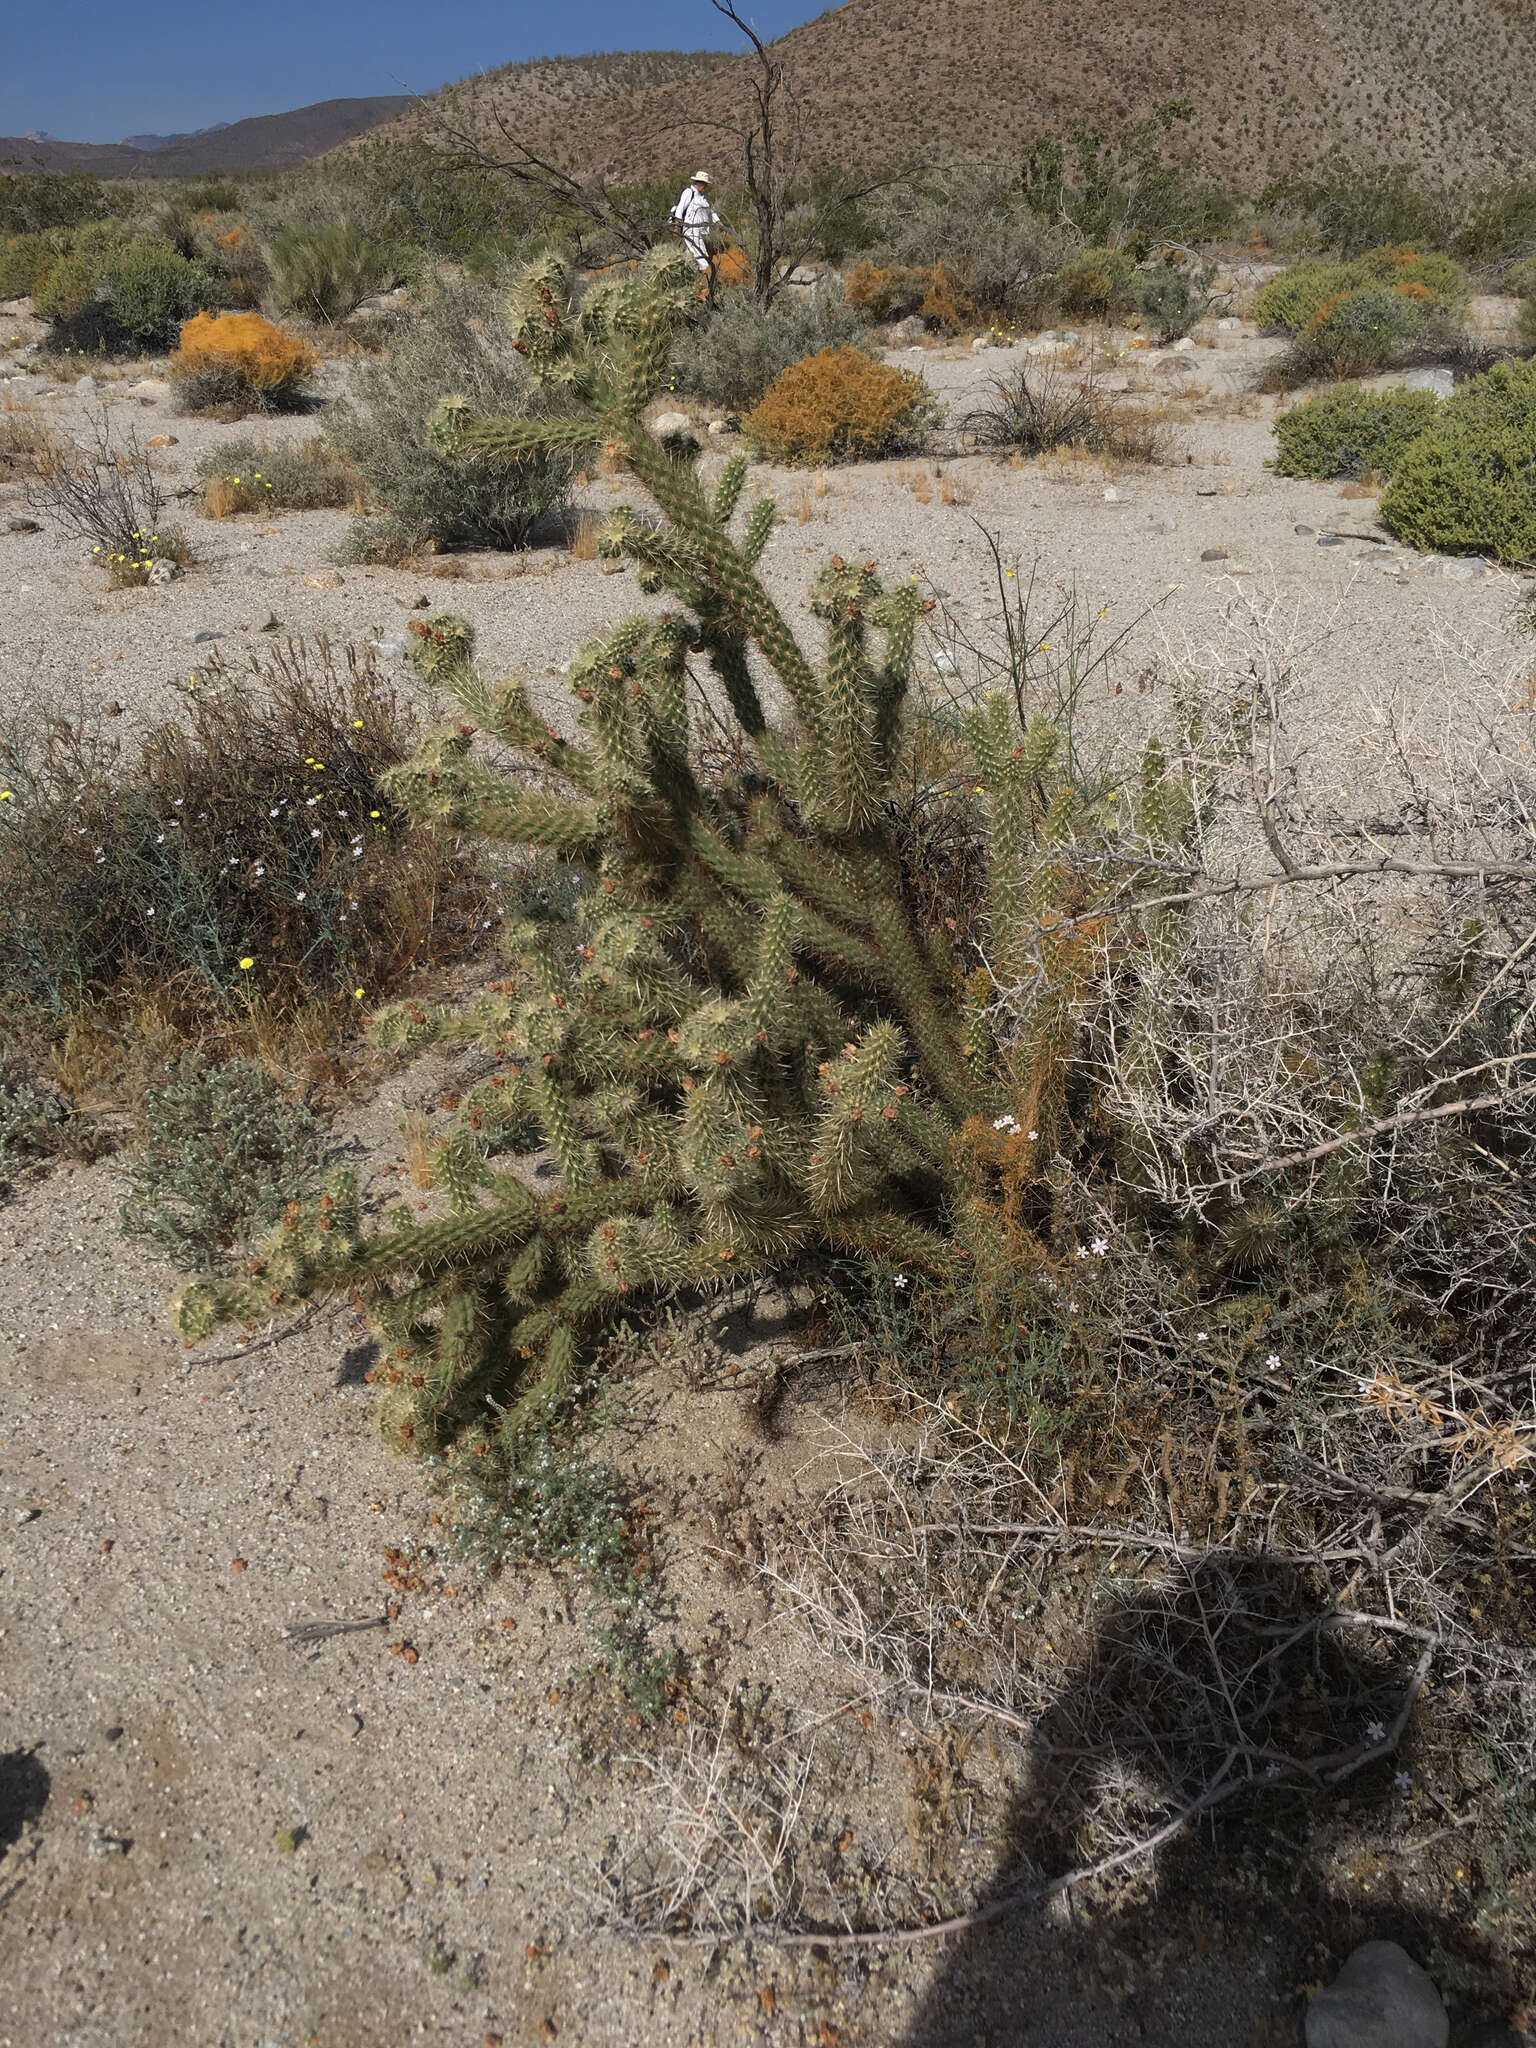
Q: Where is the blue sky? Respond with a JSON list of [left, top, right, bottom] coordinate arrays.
[[4, 1, 819, 143]]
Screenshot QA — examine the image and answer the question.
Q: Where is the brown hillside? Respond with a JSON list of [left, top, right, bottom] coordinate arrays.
[[0, 98, 413, 180], [349, 51, 737, 160], [384, 0, 1536, 192]]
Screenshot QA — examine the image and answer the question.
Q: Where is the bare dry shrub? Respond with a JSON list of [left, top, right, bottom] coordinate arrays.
[[961, 361, 1173, 464]]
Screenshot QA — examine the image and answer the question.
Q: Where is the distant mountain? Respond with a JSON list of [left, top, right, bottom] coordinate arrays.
[[364, 0, 1536, 193], [0, 97, 412, 178], [120, 129, 228, 151]]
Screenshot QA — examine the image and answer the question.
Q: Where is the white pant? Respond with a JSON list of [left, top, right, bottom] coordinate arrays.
[[683, 229, 712, 273]]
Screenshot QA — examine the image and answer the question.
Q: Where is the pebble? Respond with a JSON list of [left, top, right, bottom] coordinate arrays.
[[369, 635, 408, 659], [7, 517, 40, 534], [145, 434, 178, 449], [259, 611, 281, 631], [75, 375, 98, 395], [932, 650, 960, 676], [302, 570, 345, 590], [14, 1506, 40, 1525], [1305, 1942, 1447, 2048], [185, 629, 222, 644], [88, 1835, 130, 1858], [1103, 486, 1129, 504], [345, 1714, 363, 1738], [147, 559, 182, 586], [707, 419, 730, 435], [1295, 523, 1315, 535], [1200, 547, 1228, 562], [102, 699, 123, 717], [1317, 533, 1345, 546]]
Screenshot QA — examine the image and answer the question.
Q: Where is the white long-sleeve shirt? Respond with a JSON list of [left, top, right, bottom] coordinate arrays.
[[669, 184, 720, 234]]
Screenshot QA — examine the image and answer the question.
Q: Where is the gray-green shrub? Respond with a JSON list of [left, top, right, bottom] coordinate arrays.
[[266, 223, 397, 324], [329, 278, 575, 557], [1271, 384, 1443, 480], [119, 1053, 327, 1270], [668, 282, 868, 412]]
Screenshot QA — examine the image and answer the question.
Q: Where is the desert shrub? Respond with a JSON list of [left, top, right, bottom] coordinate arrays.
[[1380, 358, 1536, 561], [859, 167, 1065, 325], [1453, 182, 1536, 266], [168, 310, 316, 414], [0, 233, 56, 300], [24, 411, 187, 585], [961, 360, 1170, 463], [742, 345, 940, 463], [1260, 171, 1458, 259], [32, 228, 219, 350], [194, 436, 360, 516], [0, 1066, 66, 1189], [196, 221, 268, 308], [0, 641, 486, 1040], [30, 221, 131, 324], [266, 223, 398, 324], [1053, 245, 1139, 323], [1271, 384, 1443, 480], [328, 276, 576, 557], [1253, 246, 1467, 333], [1133, 262, 1206, 343], [668, 282, 868, 411], [0, 170, 115, 237], [1265, 286, 1438, 389], [119, 1053, 327, 1270], [843, 261, 976, 331]]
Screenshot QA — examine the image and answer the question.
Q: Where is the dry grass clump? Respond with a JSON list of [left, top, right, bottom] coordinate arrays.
[[0, 640, 491, 1083], [168, 310, 317, 416], [194, 436, 361, 517], [961, 361, 1172, 463], [742, 346, 942, 464]]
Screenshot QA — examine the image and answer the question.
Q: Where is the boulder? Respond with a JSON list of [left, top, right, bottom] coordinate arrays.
[[1305, 1942, 1448, 2048], [302, 570, 345, 591], [887, 316, 926, 345], [1405, 367, 1455, 398], [652, 411, 693, 438], [130, 377, 172, 402], [146, 559, 182, 585]]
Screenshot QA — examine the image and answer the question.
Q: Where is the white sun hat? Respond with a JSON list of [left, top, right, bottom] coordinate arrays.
[[691, 170, 712, 184]]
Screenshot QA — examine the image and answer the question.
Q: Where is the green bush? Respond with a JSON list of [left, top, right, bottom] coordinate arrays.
[[0, 1067, 65, 1188], [1380, 358, 1536, 562], [1267, 286, 1440, 389], [1271, 384, 1443, 480], [0, 170, 115, 238], [668, 282, 868, 412], [1054, 244, 1138, 321], [0, 233, 56, 301], [861, 166, 1065, 323], [119, 1053, 327, 1270], [329, 277, 576, 557], [31, 222, 130, 323], [194, 435, 359, 513], [1253, 246, 1466, 333], [98, 237, 220, 348], [1134, 263, 1206, 343], [266, 223, 397, 324]]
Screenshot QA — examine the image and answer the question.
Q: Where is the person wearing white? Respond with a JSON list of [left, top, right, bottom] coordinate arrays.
[[669, 171, 721, 274]]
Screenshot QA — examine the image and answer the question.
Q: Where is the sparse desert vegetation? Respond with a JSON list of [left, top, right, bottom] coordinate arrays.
[[8, 34, 1536, 2045]]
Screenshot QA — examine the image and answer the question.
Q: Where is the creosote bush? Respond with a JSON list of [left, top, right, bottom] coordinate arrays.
[[1253, 247, 1467, 334], [1381, 357, 1536, 561], [265, 223, 397, 324], [169, 310, 316, 416], [1271, 383, 1443, 480], [119, 1052, 328, 1271], [742, 345, 941, 464]]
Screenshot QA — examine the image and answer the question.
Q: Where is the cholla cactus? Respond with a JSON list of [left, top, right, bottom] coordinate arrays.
[[174, 249, 1165, 1451]]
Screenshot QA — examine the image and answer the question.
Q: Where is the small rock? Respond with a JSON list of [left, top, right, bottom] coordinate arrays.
[[184, 628, 221, 644], [932, 650, 960, 677], [89, 1835, 130, 1858], [1305, 1942, 1448, 2048], [1405, 366, 1454, 398], [102, 699, 123, 717], [75, 374, 99, 395], [345, 1714, 363, 1738], [970, 333, 993, 351], [130, 378, 170, 401], [369, 635, 408, 659], [6, 517, 40, 534], [887, 315, 926, 344], [1103, 486, 1129, 504], [1145, 516, 1177, 534], [1295, 523, 1316, 535], [1317, 532, 1345, 547], [258, 611, 281, 631], [144, 433, 178, 449], [1196, 486, 1221, 497], [1200, 547, 1228, 562], [1438, 557, 1486, 581], [104, 1725, 124, 1743], [1170, 336, 1196, 353], [707, 419, 730, 435], [302, 570, 344, 591], [147, 559, 182, 586], [599, 560, 628, 576], [652, 411, 692, 438], [15, 1506, 40, 1525], [1215, 316, 1242, 333]]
